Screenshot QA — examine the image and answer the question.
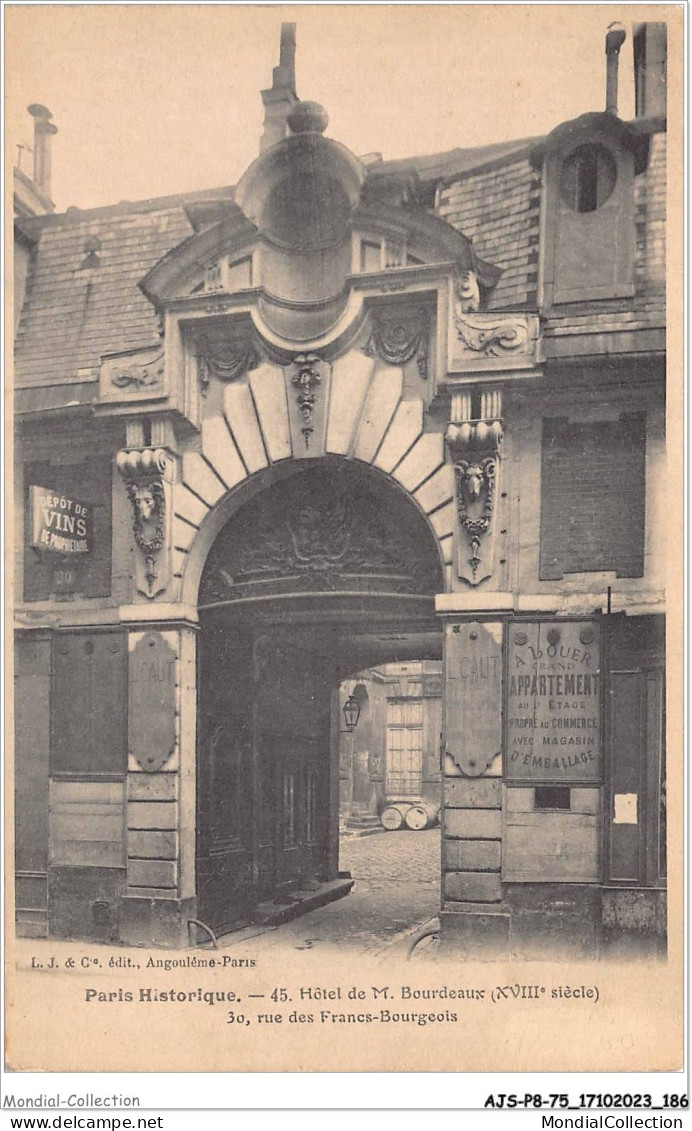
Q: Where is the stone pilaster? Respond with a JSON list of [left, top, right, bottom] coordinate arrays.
[[120, 624, 197, 947], [439, 617, 510, 956]]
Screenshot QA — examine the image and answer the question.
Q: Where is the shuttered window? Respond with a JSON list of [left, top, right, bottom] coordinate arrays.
[[52, 632, 127, 777], [386, 699, 423, 797], [540, 415, 646, 580]]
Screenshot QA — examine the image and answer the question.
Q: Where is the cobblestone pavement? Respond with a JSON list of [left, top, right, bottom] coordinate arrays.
[[223, 828, 440, 957]]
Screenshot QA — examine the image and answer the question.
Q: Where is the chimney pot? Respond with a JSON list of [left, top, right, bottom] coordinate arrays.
[[633, 23, 667, 119], [605, 23, 627, 115], [27, 103, 57, 199]]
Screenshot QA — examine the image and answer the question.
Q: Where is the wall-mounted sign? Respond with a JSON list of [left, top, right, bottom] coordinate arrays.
[[128, 632, 177, 772], [446, 621, 503, 777], [29, 486, 93, 554], [506, 620, 601, 782]]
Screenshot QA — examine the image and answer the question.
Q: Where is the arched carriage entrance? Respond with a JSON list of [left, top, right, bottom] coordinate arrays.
[[195, 458, 444, 935]]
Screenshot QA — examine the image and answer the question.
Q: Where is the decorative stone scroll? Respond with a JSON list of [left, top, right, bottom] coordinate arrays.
[[364, 303, 430, 379], [455, 313, 530, 357], [446, 390, 503, 586], [116, 447, 172, 599], [450, 305, 540, 375], [110, 355, 163, 390], [196, 333, 261, 397], [99, 346, 165, 404]]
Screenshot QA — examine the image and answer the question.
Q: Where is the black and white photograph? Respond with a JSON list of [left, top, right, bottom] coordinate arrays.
[[4, 0, 684, 1100]]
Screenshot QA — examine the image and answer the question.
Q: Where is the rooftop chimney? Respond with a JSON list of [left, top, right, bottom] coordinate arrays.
[[27, 103, 58, 200], [633, 23, 667, 119], [260, 23, 298, 153], [605, 23, 627, 115]]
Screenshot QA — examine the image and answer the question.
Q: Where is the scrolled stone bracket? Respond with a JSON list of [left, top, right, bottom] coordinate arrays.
[[446, 390, 503, 586], [116, 447, 174, 599]]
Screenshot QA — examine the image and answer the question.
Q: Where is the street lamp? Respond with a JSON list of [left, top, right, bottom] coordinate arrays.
[[342, 693, 360, 733]]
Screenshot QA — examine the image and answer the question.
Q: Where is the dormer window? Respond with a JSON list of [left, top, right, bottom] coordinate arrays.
[[559, 143, 617, 213], [532, 112, 649, 307]]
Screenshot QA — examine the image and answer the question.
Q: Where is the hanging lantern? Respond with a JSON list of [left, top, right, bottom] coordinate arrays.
[[342, 693, 360, 733]]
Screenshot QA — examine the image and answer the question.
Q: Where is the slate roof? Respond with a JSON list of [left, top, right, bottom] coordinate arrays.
[[14, 187, 235, 395], [14, 121, 666, 406], [371, 135, 541, 184], [15, 135, 545, 395]]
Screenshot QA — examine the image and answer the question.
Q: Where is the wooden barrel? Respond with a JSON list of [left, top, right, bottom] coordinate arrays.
[[380, 804, 407, 831], [404, 801, 440, 831]]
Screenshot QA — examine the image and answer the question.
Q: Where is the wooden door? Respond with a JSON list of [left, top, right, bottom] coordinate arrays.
[[272, 739, 325, 891], [604, 615, 665, 887], [253, 630, 331, 896], [196, 625, 256, 934], [198, 623, 333, 927]]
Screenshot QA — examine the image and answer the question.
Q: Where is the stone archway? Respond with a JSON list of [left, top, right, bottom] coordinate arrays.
[[193, 456, 445, 935], [172, 348, 455, 611]]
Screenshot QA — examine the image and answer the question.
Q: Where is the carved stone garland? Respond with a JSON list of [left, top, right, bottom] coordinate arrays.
[[364, 304, 430, 379], [196, 333, 260, 396], [446, 390, 503, 586], [116, 447, 171, 599], [290, 353, 323, 449], [454, 457, 497, 579]]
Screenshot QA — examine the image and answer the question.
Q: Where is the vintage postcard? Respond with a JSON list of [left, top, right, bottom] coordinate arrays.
[[4, 3, 685, 1083]]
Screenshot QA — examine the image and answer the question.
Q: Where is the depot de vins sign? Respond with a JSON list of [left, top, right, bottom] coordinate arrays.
[[29, 486, 93, 554], [506, 620, 601, 782]]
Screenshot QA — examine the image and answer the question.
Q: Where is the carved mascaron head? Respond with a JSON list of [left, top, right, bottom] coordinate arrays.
[[134, 485, 157, 522], [458, 458, 495, 504]]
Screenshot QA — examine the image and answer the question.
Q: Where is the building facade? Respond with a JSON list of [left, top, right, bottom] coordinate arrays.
[[339, 662, 443, 830], [13, 23, 668, 956]]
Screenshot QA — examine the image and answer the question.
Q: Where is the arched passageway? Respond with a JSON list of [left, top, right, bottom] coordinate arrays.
[[195, 458, 444, 935]]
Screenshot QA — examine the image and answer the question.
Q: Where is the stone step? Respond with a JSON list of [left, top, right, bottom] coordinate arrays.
[[253, 875, 355, 926], [340, 825, 386, 839], [344, 814, 382, 829]]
